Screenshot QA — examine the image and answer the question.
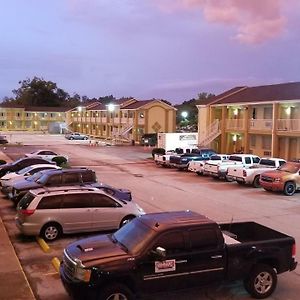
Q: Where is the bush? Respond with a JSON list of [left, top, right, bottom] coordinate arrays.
[[151, 148, 165, 158], [52, 156, 68, 167], [0, 159, 6, 165]]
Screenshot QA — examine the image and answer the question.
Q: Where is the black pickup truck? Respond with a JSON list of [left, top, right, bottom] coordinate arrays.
[[60, 211, 297, 300], [169, 148, 216, 170]]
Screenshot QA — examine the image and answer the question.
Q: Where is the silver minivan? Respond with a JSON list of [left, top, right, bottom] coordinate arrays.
[[15, 186, 145, 241]]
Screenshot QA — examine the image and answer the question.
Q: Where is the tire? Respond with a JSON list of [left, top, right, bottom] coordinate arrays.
[[98, 283, 134, 300], [120, 216, 135, 228], [252, 176, 261, 188], [84, 136, 88, 140], [244, 264, 277, 299], [284, 182, 296, 196], [69, 137, 74, 140], [196, 171, 202, 176], [225, 176, 233, 182], [40, 222, 62, 241]]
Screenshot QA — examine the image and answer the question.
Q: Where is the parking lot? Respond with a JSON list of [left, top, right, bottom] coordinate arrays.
[[0, 132, 299, 300]]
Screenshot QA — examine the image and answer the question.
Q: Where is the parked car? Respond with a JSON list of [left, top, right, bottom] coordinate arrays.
[[60, 210, 297, 300], [1, 164, 61, 194], [25, 149, 68, 162], [169, 148, 216, 170], [227, 158, 286, 187], [0, 157, 54, 178], [188, 154, 230, 175], [65, 132, 89, 140], [204, 154, 260, 180], [0, 135, 8, 144], [140, 133, 157, 146], [9, 168, 98, 204], [16, 186, 145, 241], [260, 161, 300, 196], [96, 182, 132, 202]]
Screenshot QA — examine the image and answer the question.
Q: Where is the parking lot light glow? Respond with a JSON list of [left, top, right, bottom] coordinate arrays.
[[107, 104, 115, 112], [181, 111, 188, 119]]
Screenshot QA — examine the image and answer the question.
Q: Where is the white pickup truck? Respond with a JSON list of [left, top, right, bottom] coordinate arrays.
[[203, 154, 260, 180], [227, 157, 287, 187], [154, 147, 197, 167], [188, 154, 229, 175]]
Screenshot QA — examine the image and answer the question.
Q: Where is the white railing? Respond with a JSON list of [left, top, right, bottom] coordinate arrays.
[[277, 119, 300, 132], [249, 119, 273, 130], [226, 119, 245, 130], [198, 119, 221, 147]]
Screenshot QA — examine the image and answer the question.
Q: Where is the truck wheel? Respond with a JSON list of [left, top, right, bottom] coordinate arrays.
[[253, 176, 261, 188], [284, 182, 296, 196], [120, 216, 135, 228], [244, 264, 277, 299], [40, 222, 62, 241], [98, 283, 134, 300]]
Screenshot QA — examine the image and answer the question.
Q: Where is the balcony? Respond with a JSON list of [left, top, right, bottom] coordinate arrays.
[[226, 119, 245, 130], [277, 119, 300, 132], [249, 119, 273, 131]]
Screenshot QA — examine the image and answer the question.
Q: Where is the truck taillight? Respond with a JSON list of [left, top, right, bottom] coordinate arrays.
[[20, 209, 35, 216], [292, 243, 296, 258], [243, 170, 247, 177]]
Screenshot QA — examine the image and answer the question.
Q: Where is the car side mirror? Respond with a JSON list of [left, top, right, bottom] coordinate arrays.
[[151, 246, 166, 260]]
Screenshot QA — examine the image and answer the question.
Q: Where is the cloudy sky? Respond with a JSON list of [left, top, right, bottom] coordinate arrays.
[[1, 0, 300, 103]]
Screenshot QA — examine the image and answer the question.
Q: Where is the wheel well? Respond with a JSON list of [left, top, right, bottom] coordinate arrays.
[[256, 258, 279, 273], [285, 181, 296, 187], [40, 221, 63, 235], [120, 215, 136, 226]]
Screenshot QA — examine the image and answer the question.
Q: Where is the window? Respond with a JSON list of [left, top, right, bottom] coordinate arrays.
[[63, 173, 79, 184], [252, 108, 256, 119], [81, 171, 95, 183], [253, 157, 260, 163], [262, 136, 271, 150], [250, 135, 256, 147], [45, 174, 61, 185], [279, 160, 286, 166], [91, 194, 118, 207], [37, 195, 63, 209], [18, 193, 35, 209], [61, 194, 91, 208], [188, 228, 218, 249], [245, 157, 251, 164], [263, 107, 272, 119], [153, 231, 185, 254]]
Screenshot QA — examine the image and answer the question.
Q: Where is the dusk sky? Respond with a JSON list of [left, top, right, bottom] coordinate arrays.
[[1, 0, 300, 104]]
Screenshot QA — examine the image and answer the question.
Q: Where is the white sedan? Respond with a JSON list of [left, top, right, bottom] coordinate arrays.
[[25, 150, 68, 162], [0, 164, 61, 193]]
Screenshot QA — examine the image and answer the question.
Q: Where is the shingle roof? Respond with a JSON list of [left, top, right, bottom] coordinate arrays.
[[211, 82, 300, 105]]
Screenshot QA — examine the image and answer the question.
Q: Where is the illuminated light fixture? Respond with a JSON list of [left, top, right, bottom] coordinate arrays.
[[77, 106, 82, 112], [233, 108, 238, 116], [71, 113, 74, 117], [107, 104, 115, 112], [285, 107, 291, 115], [96, 113, 99, 117], [9, 121, 12, 125], [45, 113, 47, 116], [232, 134, 237, 142], [35, 113, 37, 116], [34, 121, 37, 125], [86, 113, 89, 117], [181, 111, 188, 118], [78, 113, 81, 117], [86, 124, 89, 128], [58, 113, 61, 117], [77, 124, 81, 127]]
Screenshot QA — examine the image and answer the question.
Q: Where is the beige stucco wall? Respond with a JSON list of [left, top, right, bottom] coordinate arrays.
[[197, 105, 209, 143]]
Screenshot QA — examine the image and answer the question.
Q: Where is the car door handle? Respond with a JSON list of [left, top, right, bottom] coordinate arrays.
[[211, 255, 223, 259], [176, 260, 187, 264]]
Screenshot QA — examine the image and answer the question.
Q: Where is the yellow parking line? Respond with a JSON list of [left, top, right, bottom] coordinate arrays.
[[51, 257, 61, 272], [36, 237, 50, 253]]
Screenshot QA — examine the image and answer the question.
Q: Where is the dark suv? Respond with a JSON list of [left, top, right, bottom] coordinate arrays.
[[0, 157, 54, 178], [10, 168, 98, 205]]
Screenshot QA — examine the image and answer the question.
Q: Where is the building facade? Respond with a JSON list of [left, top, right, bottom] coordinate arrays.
[[0, 104, 68, 132], [197, 82, 300, 160], [68, 98, 177, 143]]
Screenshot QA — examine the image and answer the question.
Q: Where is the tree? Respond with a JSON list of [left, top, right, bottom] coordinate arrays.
[[12, 77, 70, 107]]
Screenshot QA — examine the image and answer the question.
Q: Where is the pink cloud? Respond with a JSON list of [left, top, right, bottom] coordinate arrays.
[[153, 0, 287, 44]]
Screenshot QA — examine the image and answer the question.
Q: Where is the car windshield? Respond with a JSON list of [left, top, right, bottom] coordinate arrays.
[[17, 166, 32, 175], [112, 219, 155, 254], [210, 155, 221, 160], [278, 163, 299, 173], [26, 171, 44, 182]]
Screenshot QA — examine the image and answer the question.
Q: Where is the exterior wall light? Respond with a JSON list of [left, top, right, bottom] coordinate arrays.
[[107, 104, 115, 112], [233, 108, 238, 116], [285, 107, 291, 115], [232, 134, 237, 142]]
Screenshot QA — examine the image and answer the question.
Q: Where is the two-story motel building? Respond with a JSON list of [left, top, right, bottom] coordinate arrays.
[[197, 82, 300, 160]]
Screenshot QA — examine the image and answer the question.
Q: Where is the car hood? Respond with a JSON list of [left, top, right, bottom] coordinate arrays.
[[12, 178, 41, 190], [65, 234, 129, 267], [1, 172, 19, 181]]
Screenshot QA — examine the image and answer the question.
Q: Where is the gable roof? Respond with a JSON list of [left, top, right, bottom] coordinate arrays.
[[211, 82, 300, 106]]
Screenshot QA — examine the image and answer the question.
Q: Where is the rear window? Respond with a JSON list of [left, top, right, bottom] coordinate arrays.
[[260, 159, 275, 167], [82, 171, 96, 183], [18, 193, 35, 209], [229, 156, 242, 162], [210, 155, 221, 161]]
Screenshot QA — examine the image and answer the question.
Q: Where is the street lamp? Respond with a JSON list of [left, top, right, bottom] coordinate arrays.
[[107, 104, 115, 112], [181, 111, 188, 119]]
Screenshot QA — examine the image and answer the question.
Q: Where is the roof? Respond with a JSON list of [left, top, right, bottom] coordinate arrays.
[[123, 99, 175, 110], [211, 82, 300, 106], [138, 210, 216, 232]]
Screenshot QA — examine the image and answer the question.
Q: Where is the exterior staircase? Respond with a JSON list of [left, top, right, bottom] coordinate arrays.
[[198, 119, 221, 147], [112, 124, 133, 143]]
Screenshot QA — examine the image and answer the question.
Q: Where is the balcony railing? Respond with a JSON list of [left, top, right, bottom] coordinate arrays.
[[277, 119, 300, 132], [226, 119, 245, 130], [249, 119, 273, 131]]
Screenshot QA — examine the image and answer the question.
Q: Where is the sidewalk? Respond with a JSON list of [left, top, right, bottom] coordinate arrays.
[[0, 150, 35, 300]]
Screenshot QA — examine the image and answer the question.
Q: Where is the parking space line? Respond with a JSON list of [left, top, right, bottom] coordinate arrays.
[[36, 237, 50, 252]]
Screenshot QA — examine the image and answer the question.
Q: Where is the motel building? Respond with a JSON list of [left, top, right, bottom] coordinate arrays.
[[197, 82, 300, 161]]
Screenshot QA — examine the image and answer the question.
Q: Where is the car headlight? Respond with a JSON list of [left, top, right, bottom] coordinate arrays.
[[74, 259, 91, 282], [136, 204, 145, 214]]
